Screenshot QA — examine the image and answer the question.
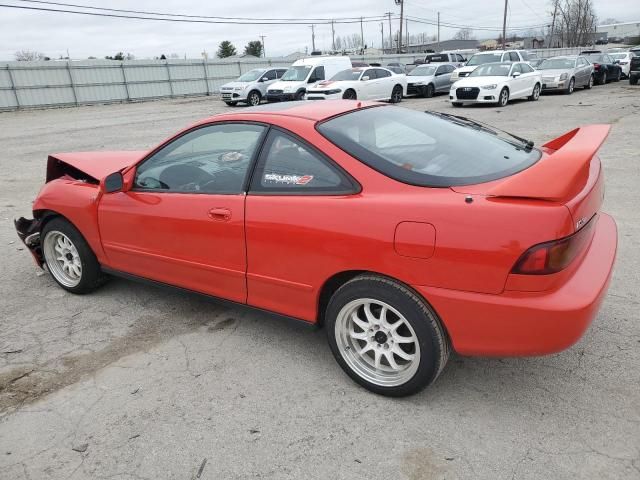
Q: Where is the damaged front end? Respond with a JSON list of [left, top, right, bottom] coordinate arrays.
[[14, 217, 44, 267]]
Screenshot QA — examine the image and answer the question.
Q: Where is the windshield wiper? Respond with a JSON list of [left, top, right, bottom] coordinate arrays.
[[426, 111, 535, 152]]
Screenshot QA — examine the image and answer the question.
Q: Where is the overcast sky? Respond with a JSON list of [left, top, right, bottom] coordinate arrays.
[[1, 0, 638, 60]]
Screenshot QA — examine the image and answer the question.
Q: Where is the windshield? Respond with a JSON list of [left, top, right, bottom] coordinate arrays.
[[467, 53, 502, 66], [330, 69, 362, 81], [609, 53, 627, 60], [585, 54, 604, 63], [540, 59, 575, 69], [469, 63, 511, 77], [409, 65, 437, 76], [237, 69, 265, 82], [281, 66, 312, 81], [317, 106, 540, 187], [425, 54, 448, 63]]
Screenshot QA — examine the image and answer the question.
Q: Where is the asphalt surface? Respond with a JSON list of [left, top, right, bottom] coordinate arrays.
[[1, 82, 639, 480]]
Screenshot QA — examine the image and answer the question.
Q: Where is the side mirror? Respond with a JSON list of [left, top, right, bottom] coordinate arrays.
[[102, 171, 124, 193], [361, 76, 370, 81], [512, 71, 521, 77], [261, 77, 269, 82]]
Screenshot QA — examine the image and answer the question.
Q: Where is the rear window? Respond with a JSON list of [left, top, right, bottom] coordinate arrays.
[[467, 53, 502, 66], [317, 106, 541, 187], [425, 54, 448, 63]]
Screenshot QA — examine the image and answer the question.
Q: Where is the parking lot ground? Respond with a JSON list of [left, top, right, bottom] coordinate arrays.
[[1, 83, 639, 480]]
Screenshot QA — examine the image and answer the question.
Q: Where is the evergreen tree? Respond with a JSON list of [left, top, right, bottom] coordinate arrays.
[[217, 41, 237, 58], [244, 40, 263, 57]]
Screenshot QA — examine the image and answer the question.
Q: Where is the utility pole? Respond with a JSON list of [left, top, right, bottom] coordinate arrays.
[[259, 35, 266, 58], [395, 0, 404, 53], [386, 12, 393, 54], [502, 0, 508, 49], [437, 12, 441, 50], [360, 17, 365, 50], [381, 22, 384, 50], [310, 24, 316, 52], [549, 1, 558, 49], [331, 20, 336, 51]]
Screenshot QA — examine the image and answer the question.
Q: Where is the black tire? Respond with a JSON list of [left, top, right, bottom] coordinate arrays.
[[585, 74, 594, 89], [497, 87, 509, 107], [528, 83, 541, 101], [614, 69, 621, 82], [294, 90, 305, 101], [424, 83, 435, 98], [390, 85, 403, 103], [342, 89, 357, 100], [451, 102, 463, 107], [224, 101, 237, 106], [325, 275, 450, 397], [564, 77, 575, 94], [631, 76, 639, 85], [247, 90, 261, 106], [41, 217, 107, 294], [599, 71, 607, 85]]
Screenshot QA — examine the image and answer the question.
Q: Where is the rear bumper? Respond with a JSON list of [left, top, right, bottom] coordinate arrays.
[[14, 216, 44, 267], [415, 213, 617, 356]]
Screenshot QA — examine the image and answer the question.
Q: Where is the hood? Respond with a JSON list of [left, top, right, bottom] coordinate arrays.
[[311, 79, 348, 89], [268, 80, 305, 92], [538, 68, 572, 77], [455, 65, 477, 73], [47, 151, 146, 183], [407, 74, 436, 82], [220, 81, 251, 90], [452, 75, 506, 86]]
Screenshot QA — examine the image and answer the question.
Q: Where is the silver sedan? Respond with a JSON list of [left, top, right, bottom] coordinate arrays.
[[538, 56, 595, 94]]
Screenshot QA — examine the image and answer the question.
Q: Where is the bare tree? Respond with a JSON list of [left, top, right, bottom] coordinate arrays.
[[14, 50, 46, 61], [453, 28, 475, 40], [552, 0, 597, 47]]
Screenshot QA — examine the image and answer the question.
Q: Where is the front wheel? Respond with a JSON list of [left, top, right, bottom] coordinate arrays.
[[585, 74, 594, 89], [424, 83, 435, 98], [41, 217, 107, 294], [528, 83, 541, 101], [497, 87, 509, 107], [326, 275, 450, 397], [614, 70, 621, 82], [224, 101, 237, 106], [451, 102, 463, 107], [294, 90, 305, 101], [390, 85, 403, 103], [631, 76, 639, 85], [342, 89, 357, 100], [247, 90, 261, 106], [564, 78, 575, 94]]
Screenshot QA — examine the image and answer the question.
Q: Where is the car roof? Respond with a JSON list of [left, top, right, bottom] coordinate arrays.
[[207, 100, 380, 122]]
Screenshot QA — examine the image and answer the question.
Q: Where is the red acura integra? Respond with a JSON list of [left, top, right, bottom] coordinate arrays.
[[15, 101, 617, 396]]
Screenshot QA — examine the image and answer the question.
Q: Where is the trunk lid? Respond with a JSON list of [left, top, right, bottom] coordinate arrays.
[[452, 125, 610, 232]]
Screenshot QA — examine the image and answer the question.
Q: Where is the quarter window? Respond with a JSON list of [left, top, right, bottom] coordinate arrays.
[[376, 68, 392, 78], [134, 123, 266, 194], [509, 52, 520, 62], [250, 130, 356, 194]]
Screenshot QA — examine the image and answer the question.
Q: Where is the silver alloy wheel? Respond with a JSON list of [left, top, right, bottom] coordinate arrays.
[[43, 230, 82, 288], [499, 88, 509, 106], [568, 78, 574, 93], [335, 298, 420, 387], [533, 84, 540, 99], [589, 75, 594, 88], [248, 92, 260, 106]]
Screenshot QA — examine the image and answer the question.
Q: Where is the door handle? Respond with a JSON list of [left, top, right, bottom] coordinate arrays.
[[208, 208, 231, 221]]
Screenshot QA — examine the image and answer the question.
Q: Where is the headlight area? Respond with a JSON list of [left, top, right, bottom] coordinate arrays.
[[559, 73, 568, 81], [481, 84, 497, 90], [325, 89, 342, 95]]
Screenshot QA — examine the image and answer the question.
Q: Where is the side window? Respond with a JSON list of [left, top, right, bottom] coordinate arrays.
[[604, 55, 613, 64], [250, 130, 356, 194], [444, 65, 454, 73], [310, 66, 325, 82], [435, 65, 446, 75], [509, 52, 520, 62], [376, 68, 391, 78], [276, 69, 286, 78], [511, 63, 522, 75], [521, 64, 534, 73], [134, 123, 266, 194], [456, 54, 464, 62], [363, 69, 376, 79], [264, 70, 277, 80]]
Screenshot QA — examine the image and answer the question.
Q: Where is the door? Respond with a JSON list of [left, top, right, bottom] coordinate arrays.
[[374, 68, 393, 99], [360, 69, 377, 99], [244, 128, 359, 320], [259, 69, 278, 94], [98, 122, 267, 302], [509, 63, 527, 98], [434, 65, 453, 91]]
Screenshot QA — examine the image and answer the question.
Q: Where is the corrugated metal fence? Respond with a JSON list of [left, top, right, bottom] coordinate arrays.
[[0, 49, 584, 111]]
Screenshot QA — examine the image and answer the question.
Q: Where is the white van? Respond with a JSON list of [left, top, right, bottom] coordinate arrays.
[[266, 56, 352, 102]]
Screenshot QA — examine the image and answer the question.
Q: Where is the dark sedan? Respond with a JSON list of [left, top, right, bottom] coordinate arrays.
[[584, 53, 623, 84]]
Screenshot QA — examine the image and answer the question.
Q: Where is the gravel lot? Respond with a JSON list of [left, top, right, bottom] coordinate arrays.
[[1, 83, 639, 480]]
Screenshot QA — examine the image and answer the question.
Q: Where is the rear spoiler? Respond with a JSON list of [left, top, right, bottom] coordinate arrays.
[[489, 125, 611, 202]]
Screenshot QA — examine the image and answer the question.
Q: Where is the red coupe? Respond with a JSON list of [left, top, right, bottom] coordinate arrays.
[[15, 101, 617, 396]]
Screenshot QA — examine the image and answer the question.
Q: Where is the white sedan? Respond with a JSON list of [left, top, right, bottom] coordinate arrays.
[[306, 67, 406, 103], [449, 62, 542, 107]]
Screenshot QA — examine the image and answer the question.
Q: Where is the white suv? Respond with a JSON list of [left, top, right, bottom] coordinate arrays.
[[452, 50, 530, 80]]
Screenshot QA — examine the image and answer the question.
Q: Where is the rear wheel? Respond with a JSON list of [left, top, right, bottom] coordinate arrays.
[[497, 87, 509, 107], [424, 83, 435, 98], [564, 77, 575, 94], [600, 71, 607, 84], [585, 74, 594, 89], [342, 89, 357, 100], [390, 85, 403, 103], [631, 76, 639, 85], [528, 83, 541, 101], [614, 69, 621, 82], [326, 275, 450, 397], [247, 90, 261, 106], [41, 217, 106, 294]]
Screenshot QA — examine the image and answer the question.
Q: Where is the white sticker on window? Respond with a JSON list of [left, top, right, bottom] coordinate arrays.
[[263, 173, 314, 185]]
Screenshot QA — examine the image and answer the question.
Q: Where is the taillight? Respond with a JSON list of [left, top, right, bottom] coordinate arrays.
[[593, 63, 600, 70], [511, 216, 597, 275]]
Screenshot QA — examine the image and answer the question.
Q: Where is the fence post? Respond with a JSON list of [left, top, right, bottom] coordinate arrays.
[[202, 59, 210, 96], [120, 62, 131, 102], [165, 60, 174, 97], [66, 61, 79, 106], [237, 61, 242, 77], [6, 65, 20, 110]]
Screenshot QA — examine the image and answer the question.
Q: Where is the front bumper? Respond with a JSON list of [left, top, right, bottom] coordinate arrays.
[[415, 213, 617, 356], [306, 92, 341, 100], [266, 92, 296, 102], [220, 90, 248, 102], [449, 89, 499, 104], [407, 84, 426, 96], [541, 79, 567, 90], [14, 217, 44, 267]]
